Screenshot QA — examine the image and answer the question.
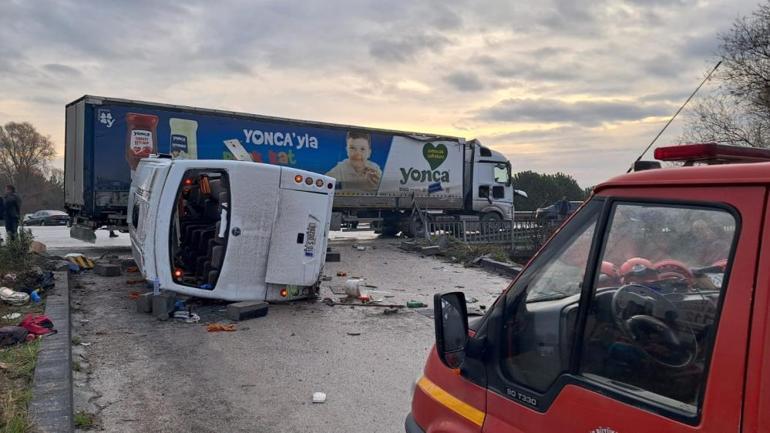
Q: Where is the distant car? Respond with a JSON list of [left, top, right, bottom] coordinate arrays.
[[23, 210, 70, 226], [535, 200, 582, 221]]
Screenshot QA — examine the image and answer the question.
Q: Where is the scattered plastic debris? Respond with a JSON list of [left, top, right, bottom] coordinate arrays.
[[1, 312, 21, 320], [312, 392, 327, 403], [344, 279, 366, 298], [466, 297, 479, 304], [80, 342, 93, 347], [336, 271, 348, 277], [321, 275, 332, 282], [207, 323, 236, 332], [406, 300, 428, 308]]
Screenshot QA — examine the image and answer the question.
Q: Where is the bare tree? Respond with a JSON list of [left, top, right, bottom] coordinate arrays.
[[681, 1, 770, 147], [0, 122, 61, 212], [0, 122, 56, 190]]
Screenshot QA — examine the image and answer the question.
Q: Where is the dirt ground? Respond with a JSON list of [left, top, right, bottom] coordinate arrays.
[[68, 236, 511, 433]]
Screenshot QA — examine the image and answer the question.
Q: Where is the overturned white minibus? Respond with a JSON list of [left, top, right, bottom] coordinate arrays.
[[128, 157, 335, 302]]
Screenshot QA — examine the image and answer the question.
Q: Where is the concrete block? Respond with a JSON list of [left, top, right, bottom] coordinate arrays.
[[135, 292, 153, 314], [478, 257, 522, 278], [152, 293, 176, 321], [420, 245, 441, 256], [94, 263, 121, 277], [326, 251, 341, 262], [226, 301, 268, 321]]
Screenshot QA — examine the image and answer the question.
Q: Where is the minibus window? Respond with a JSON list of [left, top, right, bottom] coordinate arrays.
[[168, 170, 230, 289]]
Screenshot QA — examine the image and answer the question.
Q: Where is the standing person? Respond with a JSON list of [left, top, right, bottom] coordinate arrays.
[[3, 185, 21, 241]]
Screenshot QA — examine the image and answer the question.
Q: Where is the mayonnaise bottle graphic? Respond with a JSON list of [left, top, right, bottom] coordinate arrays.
[[169, 118, 198, 159]]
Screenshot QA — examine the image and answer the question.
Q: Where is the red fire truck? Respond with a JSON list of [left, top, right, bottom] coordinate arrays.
[[407, 143, 770, 433]]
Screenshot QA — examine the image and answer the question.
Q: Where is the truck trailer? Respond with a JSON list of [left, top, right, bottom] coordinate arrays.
[[64, 95, 516, 241]]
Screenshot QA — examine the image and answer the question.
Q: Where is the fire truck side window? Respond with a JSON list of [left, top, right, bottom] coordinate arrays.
[[499, 200, 600, 392], [579, 203, 736, 414]]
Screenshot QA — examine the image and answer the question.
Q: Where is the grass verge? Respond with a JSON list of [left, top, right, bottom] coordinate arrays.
[[0, 340, 40, 433], [0, 229, 43, 433]]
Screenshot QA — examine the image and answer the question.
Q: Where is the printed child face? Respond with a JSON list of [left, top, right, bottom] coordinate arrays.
[[347, 137, 370, 161]]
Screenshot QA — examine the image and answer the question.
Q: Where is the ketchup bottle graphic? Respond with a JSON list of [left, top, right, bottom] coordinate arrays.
[[125, 113, 159, 170]]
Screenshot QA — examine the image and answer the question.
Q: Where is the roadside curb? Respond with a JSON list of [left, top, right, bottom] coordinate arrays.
[[29, 271, 73, 433]]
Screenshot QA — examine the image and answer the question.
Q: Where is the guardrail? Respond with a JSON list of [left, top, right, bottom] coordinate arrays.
[[426, 212, 562, 258]]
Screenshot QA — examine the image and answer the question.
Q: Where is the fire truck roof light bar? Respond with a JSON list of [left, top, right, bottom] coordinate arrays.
[[654, 143, 770, 163]]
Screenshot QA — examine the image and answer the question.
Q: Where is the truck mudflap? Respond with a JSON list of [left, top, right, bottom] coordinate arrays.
[[405, 413, 426, 433], [70, 225, 97, 243]]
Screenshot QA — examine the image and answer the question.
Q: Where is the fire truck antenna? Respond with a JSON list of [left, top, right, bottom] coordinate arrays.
[[627, 60, 722, 173]]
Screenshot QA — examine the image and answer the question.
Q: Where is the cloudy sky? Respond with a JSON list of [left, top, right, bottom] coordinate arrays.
[[0, 0, 762, 187]]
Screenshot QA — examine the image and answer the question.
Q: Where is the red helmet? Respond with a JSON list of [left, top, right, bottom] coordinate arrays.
[[653, 259, 693, 281], [598, 261, 620, 287], [601, 261, 619, 278], [620, 257, 655, 283]]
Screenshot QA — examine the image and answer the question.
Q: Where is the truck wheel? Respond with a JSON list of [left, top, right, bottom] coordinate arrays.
[[381, 224, 400, 237], [480, 212, 502, 222]]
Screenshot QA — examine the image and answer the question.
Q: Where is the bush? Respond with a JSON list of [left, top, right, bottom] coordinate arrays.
[[0, 229, 34, 276]]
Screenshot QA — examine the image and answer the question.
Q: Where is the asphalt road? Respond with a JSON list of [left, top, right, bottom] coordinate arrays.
[[64, 235, 511, 433]]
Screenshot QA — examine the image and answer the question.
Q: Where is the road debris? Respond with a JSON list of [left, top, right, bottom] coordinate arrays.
[[65, 253, 95, 270], [406, 300, 428, 308], [346, 332, 361, 336], [321, 298, 405, 309], [1, 312, 22, 320], [173, 310, 201, 323], [336, 271, 348, 277], [0, 287, 29, 306], [19, 314, 56, 336], [29, 241, 47, 254], [207, 323, 236, 332], [344, 279, 366, 298], [312, 392, 327, 403], [0, 326, 29, 347]]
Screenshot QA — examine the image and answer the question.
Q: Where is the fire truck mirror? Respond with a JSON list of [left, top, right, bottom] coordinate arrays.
[[434, 292, 469, 369]]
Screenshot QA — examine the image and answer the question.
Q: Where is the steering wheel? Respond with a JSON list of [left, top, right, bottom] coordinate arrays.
[[611, 284, 697, 368]]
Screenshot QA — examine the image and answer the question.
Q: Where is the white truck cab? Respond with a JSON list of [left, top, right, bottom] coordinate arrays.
[[470, 143, 515, 221], [128, 157, 335, 302]]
